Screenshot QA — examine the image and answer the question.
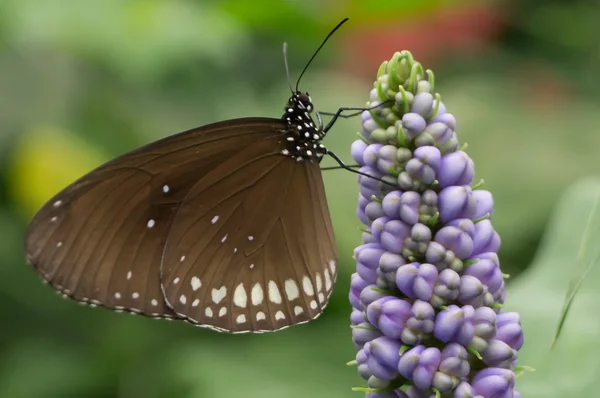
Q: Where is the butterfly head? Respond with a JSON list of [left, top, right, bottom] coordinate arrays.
[[281, 92, 326, 161]]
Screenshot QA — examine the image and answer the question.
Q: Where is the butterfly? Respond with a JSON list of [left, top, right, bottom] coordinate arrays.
[[23, 18, 382, 333]]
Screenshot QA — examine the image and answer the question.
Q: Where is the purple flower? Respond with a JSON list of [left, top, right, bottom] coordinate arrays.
[[350, 50, 524, 397]]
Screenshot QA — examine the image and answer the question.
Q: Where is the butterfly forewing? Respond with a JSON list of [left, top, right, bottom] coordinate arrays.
[[24, 118, 286, 319], [161, 135, 337, 332]]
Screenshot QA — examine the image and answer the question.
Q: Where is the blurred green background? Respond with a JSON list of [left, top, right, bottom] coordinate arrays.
[[2, 0, 600, 397]]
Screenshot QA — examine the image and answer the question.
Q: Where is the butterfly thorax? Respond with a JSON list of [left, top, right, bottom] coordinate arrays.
[[280, 92, 326, 161]]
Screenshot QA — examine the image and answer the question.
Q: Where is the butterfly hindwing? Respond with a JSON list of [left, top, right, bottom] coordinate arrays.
[[160, 137, 337, 333]]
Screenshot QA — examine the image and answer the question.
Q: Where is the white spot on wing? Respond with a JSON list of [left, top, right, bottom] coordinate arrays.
[[192, 299, 200, 307], [211, 215, 219, 224], [179, 295, 187, 304], [163, 185, 170, 193], [180, 255, 186, 262], [221, 234, 228, 243], [205, 307, 213, 317], [233, 283, 247, 308], [303, 276, 315, 296], [294, 306, 304, 316], [236, 314, 247, 324], [56, 241, 63, 247], [53, 200, 62, 208], [147, 219, 155, 228], [212, 286, 227, 304], [132, 292, 139, 299], [318, 293, 325, 303], [328, 260, 336, 275], [51, 216, 57, 222], [275, 311, 285, 321], [114, 292, 121, 299], [151, 299, 158, 306], [126, 271, 132, 280], [173, 277, 180, 285], [249, 263, 255, 269], [268, 281, 282, 304], [191, 277, 201, 291], [219, 307, 227, 317], [316, 273, 323, 292], [284, 279, 300, 301], [248, 236, 254, 241], [324, 269, 332, 290], [256, 311, 266, 321], [310, 300, 317, 309], [251, 283, 263, 306]]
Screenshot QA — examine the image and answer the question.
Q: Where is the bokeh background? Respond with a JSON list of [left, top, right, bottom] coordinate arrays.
[[2, 0, 600, 397]]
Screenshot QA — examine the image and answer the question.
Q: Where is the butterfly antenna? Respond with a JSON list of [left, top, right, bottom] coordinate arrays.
[[295, 17, 349, 92], [282, 42, 294, 93]]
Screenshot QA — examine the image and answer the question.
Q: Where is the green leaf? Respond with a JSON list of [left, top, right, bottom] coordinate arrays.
[[504, 178, 600, 397]]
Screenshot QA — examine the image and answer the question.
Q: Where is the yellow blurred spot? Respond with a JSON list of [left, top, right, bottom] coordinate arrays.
[[9, 126, 108, 218]]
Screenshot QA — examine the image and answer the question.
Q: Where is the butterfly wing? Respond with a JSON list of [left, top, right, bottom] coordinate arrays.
[[24, 118, 286, 318], [160, 135, 337, 332]]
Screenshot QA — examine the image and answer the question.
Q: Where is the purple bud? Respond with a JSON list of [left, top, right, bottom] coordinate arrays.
[[381, 220, 411, 254], [458, 275, 487, 306], [436, 151, 474, 189], [366, 201, 386, 221], [361, 286, 389, 310], [350, 273, 369, 310], [431, 268, 461, 307], [425, 241, 463, 272], [363, 144, 383, 168], [473, 190, 494, 219], [496, 312, 524, 350], [396, 262, 438, 301], [431, 110, 456, 131], [359, 194, 371, 212], [411, 93, 434, 118], [463, 253, 503, 293], [438, 185, 477, 223], [402, 300, 435, 345], [368, 336, 402, 380], [434, 226, 474, 260], [398, 345, 441, 390], [481, 339, 517, 368], [367, 297, 411, 339], [453, 382, 477, 398], [351, 308, 365, 325], [406, 146, 441, 184], [434, 305, 475, 346], [357, 344, 373, 380], [357, 246, 386, 284], [399, 191, 421, 225], [446, 218, 476, 239], [417, 123, 453, 147], [352, 140, 368, 165], [472, 220, 501, 255], [402, 112, 427, 140], [471, 307, 497, 351], [472, 368, 516, 398], [405, 386, 434, 398], [371, 217, 389, 242], [439, 343, 470, 378], [403, 223, 432, 257], [359, 166, 383, 198], [353, 322, 384, 349], [363, 231, 377, 244], [379, 252, 406, 286], [377, 145, 399, 174], [358, 207, 370, 225], [382, 191, 403, 218]]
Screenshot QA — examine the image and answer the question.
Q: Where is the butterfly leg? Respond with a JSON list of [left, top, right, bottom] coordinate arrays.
[[325, 150, 395, 186], [321, 99, 394, 133]]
